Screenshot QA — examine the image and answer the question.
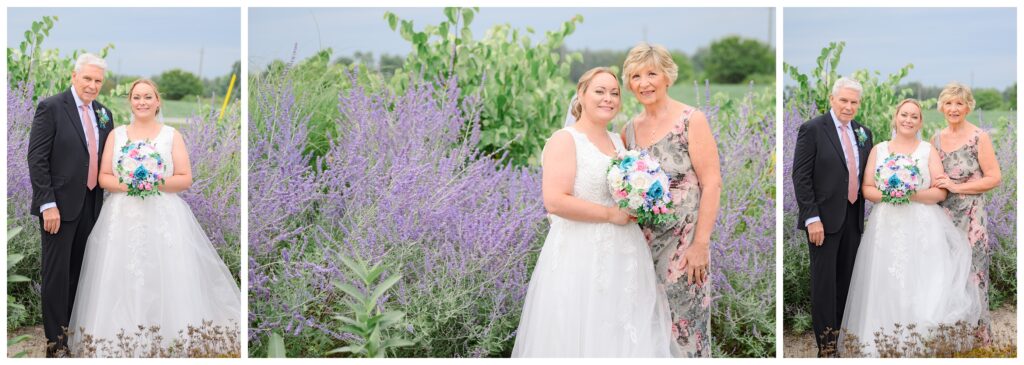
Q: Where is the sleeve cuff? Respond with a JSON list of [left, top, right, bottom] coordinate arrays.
[[40, 202, 56, 213], [805, 216, 820, 227]]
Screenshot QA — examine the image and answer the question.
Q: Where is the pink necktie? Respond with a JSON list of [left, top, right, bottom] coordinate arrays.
[[80, 105, 98, 190], [840, 124, 857, 204]]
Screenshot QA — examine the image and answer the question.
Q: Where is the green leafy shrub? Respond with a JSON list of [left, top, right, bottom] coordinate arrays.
[[158, 69, 204, 100], [383, 7, 582, 166], [703, 35, 774, 84]]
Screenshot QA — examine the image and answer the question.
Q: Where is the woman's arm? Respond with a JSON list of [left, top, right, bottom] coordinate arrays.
[[687, 110, 722, 249], [158, 130, 193, 193], [910, 146, 948, 204], [681, 109, 720, 286], [98, 132, 128, 192], [542, 130, 630, 224], [945, 131, 1001, 194], [861, 146, 882, 203]]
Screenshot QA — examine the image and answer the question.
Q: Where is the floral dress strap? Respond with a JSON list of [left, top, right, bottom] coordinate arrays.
[[675, 106, 696, 147]]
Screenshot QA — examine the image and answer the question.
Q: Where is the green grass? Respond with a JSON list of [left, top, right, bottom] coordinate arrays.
[[110, 95, 220, 119], [910, 109, 1017, 140], [669, 82, 774, 106]]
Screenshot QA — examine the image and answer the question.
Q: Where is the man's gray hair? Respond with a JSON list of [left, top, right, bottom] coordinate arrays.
[[73, 53, 107, 72], [830, 77, 863, 97]]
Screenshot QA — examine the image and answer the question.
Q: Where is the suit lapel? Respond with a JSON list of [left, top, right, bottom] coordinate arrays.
[[61, 90, 89, 151], [94, 102, 110, 154], [821, 114, 847, 169]]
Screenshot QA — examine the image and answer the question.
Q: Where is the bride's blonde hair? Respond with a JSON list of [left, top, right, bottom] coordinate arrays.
[[890, 98, 923, 138], [127, 79, 163, 116], [570, 67, 619, 120]]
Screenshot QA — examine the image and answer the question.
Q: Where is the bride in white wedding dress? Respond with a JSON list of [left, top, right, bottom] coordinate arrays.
[[840, 99, 981, 356], [68, 80, 240, 357], [512, 68, 673, 357]]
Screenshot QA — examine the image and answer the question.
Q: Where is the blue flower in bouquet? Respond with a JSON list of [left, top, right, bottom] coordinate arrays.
[[888, 174, 901, 189], [133, 165, 150, 181], [647, 179, 664, 200], [621, 155, 638, 170]]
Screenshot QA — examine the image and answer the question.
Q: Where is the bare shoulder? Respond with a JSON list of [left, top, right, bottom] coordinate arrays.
[[545, 129, 575, 150]]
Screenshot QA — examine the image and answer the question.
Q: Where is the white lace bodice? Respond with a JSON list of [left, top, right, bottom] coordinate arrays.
[[112, 125, 175, 175], [557, 127, 625, 206], [874, 140, 931, 191]]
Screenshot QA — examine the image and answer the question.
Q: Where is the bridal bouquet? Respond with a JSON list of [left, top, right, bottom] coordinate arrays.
[[607, 150, 677, 225], [116, 140, 166, 199], [875, 154, 922, 205]]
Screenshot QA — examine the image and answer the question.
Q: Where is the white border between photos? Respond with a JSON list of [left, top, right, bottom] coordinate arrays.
[[2, 0, 1021, 364]]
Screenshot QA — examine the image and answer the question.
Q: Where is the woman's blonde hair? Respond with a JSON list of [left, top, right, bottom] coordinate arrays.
[[570, 67, 619, 120], [937, 81, 976, 113], [622, 42, 678, 93], [127, 79, 163, 115], [890, 98, 923, 136]]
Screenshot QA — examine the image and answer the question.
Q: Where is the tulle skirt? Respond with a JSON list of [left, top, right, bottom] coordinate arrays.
[[512, 216, 673, 357], [840, 202, 981, 356], [69, 192, 240, 357]]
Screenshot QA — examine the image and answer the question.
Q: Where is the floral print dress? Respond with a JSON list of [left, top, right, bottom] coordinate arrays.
[[934, 128, 992, 345], [625, 106, 711, 357]]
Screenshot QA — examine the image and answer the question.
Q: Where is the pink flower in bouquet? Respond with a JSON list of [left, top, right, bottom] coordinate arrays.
[[636, 160, 648, 171]]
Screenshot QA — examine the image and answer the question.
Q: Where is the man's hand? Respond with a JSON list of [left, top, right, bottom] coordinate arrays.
[[807, 221, 824, 246], [42, 207, 61, 234]]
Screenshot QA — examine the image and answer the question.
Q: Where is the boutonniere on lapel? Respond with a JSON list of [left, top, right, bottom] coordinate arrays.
[[854, 126, 868, 147], [97, 107, 112, 129]]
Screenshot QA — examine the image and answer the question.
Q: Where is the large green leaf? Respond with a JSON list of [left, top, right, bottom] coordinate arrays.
[[267, 332, 287, 358]]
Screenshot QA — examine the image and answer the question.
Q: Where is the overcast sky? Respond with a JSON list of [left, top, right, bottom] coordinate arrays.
[[785, 8, 1016, 89], [249, 7, 774, 70], [8, 8, 240, 78]]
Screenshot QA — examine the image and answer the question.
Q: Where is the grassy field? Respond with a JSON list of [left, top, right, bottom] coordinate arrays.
[[669, 82, 774, 105], [109, 95, 221, 119], [921, 109, 1017, 132]]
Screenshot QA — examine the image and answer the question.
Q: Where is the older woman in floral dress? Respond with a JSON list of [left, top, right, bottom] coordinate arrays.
[[931, 82, 1001, 346], [619, 42, 722, 357]]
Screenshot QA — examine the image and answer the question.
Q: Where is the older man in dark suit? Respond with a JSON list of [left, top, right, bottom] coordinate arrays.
[[27, 53, 114, 357]]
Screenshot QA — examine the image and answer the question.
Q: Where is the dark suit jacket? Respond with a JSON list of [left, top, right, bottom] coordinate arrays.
[[27, 89, 113, 221], [792, 112, 873, 234]]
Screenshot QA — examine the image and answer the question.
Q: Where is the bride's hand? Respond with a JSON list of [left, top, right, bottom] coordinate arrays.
[[606, 206, 632, 225], [680, 240, 710, 286]]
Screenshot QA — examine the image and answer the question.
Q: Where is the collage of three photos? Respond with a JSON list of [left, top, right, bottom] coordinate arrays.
[[3, 5, 1018, 359]]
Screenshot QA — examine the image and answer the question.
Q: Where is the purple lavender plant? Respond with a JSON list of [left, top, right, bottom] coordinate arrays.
[[7, 82, 35, 219], [702, 82, 776, 357], [246, 71, 547, 357], [180, 112, 241, 249]]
